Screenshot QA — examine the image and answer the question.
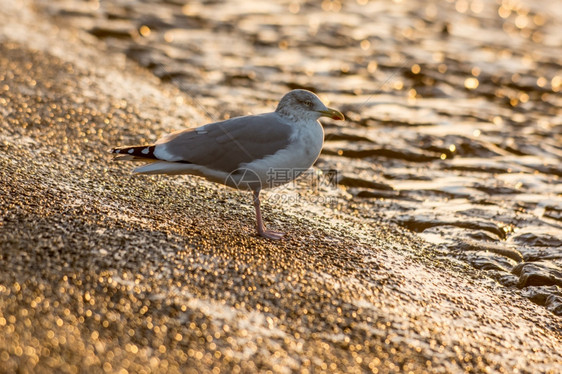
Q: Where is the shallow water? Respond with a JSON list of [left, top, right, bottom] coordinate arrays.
[[33, 0, 562, 314]]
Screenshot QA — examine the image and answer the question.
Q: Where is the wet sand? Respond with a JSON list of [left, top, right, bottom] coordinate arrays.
[[1, 0, 561, 373], [29, 0, 562, 316]]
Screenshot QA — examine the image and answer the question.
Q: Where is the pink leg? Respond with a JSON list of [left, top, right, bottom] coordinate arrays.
[[253, 190, 284, 240]]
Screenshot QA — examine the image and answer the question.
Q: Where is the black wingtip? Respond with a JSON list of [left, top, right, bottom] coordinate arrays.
[[108, 145, 157, 159]]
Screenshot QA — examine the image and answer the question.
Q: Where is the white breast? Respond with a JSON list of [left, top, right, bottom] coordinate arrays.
[[242, 120, 324, 189]]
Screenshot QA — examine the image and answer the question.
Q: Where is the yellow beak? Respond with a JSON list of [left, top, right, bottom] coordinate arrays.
[[319, 107, 345, 121]]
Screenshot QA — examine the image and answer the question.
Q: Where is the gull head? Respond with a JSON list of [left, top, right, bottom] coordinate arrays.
[[275, 89, 344, 122]]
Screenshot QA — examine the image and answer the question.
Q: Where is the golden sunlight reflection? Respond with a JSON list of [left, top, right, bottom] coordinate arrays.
[[464, 77, 479, 90], [360, 39, 371, 50], [455, 0, 468, 14], [139, 25, 151, 37], [321, 0, 342, 12], [552, 76, 561, 92]]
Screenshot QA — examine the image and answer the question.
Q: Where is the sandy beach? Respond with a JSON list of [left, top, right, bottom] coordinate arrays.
[[0, 0, 561, 373]]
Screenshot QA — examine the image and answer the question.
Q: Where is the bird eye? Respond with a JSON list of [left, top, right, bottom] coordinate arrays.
[[304, 100, 313, 107]]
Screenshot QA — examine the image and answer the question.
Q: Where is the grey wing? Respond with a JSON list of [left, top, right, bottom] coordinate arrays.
[[153, 113, 294, 173]]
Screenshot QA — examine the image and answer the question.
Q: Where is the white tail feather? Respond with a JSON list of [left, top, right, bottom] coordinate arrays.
[[133, 161, 199, 175]]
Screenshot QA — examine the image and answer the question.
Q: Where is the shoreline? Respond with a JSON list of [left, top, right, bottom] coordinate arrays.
[[0, 1, 561, 373]]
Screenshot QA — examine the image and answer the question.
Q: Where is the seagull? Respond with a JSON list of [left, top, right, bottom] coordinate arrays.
[[110, 89, 344, 240]]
